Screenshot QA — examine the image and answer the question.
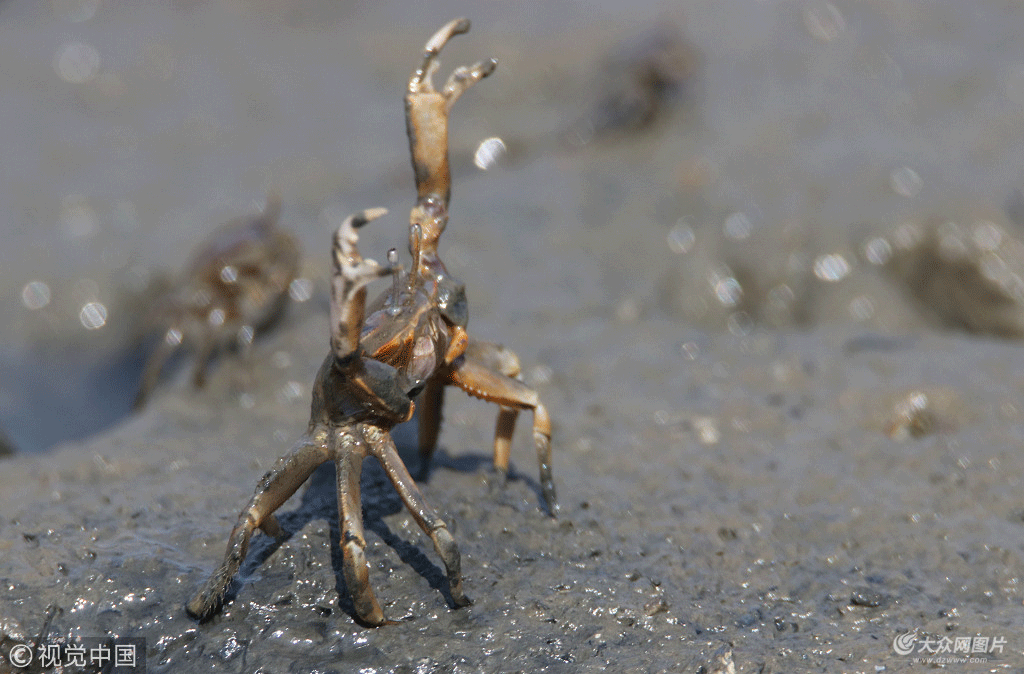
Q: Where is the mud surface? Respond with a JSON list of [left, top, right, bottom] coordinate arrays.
[[2, 1, 1024, 672]]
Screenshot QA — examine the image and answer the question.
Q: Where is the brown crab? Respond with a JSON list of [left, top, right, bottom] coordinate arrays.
[[134, 192, 300, 409], [186, 208, 469, 626], [186, 18, 555, 627], [361, 18, 557, 513]]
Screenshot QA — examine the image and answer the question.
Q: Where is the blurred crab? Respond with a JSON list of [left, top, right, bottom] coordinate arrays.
[[186, 208, 469, 626], [134, 193, 300, 408], [361, 18, 557, 513], [562, 23, 697, 146]]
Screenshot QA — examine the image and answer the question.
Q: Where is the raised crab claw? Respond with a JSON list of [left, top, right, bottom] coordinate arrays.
[[362, 18, 556, 514]]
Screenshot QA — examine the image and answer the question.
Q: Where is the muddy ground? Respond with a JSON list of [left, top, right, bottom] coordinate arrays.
[[2, 1, 1024, 672]]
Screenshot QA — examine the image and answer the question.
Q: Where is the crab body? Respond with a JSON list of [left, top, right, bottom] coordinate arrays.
[[135, 193, 299, 408], [187, 208, 468, 627]]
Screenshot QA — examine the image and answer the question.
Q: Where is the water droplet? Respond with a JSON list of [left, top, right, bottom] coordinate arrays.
[[54, 41, 100, 84], [693, 417, 720, 445], [215, 264, 234, 282], [615, 297, 640, 322], [766, 283, 795, 311], [21, 281, 51, 310], [979, 252, 1009, 285], [710, 272, 742, 307], [527, 364, 553, 386], [849, 295, 874, 321], [79, 301, 107, 329], [804, 2, 845, 42], [208, 308, 226, 327], [812, 253, 851, 282], [937, 221, 969, 260], [109, 200, 139, 232], [727, 311, 754, 336], [219, 265, 238, 284], [473, 137, 507, 170], [279, 381, 303, 404], [61, 194, 98, 239], [679, 341, 699, 360], [972, 220, 1003, 252], [863, 237, 892, 265], [164, 328, 183, 346], [889, 166, 922, 198], [892, 220, 923, 250], [667, 220, 696, 254], [723, 212, 753, 241], [288, 278, 313, 302], [237, 324, 255, 347]]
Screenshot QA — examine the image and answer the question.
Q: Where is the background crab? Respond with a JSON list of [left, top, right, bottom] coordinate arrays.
[[134, 192, 299, 408]]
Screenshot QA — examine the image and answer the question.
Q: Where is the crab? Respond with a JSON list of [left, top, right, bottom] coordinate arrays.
[[186, 208, 469, 626], [562, 23, 697, 146], [186, 18, 556, 627], [360, 18, 557, 514], [134, 192, 300, 409]]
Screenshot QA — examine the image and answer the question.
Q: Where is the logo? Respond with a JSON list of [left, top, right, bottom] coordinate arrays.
[[8, 644, 33, 668], [892, 629, 1006, 663], [892, 631, 918, 656]]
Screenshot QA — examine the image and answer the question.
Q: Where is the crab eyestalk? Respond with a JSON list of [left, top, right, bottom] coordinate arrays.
[[405, 17, 496, 261], [329, 208, 394, 360], [408, 223, 424, 287], [386, 248, 403, 316]]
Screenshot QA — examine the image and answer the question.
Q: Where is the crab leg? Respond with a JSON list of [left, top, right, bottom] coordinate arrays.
[[186, 434, 331, 620], [334, 431, 388, 626], [133, 329, 184, 409], [416, 375, 446, 474], [445, 342, 557, 516], [417, 338, 517, 470], [364, 425, 470, 609]]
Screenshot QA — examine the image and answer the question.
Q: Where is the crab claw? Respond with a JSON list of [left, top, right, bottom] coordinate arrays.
[[406, 19, 496, 212], [411, 18, 472, 93], [442, 58, 497, 109], [330, 208, 396, 359], [409, 17, 496, 108], [332, 208, 392, 284]]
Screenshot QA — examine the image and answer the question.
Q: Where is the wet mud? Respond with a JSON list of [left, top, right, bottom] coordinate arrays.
[[2, 1, 1024, 672]]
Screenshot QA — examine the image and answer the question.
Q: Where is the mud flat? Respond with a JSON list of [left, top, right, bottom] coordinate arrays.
[[2, 1, 1024, 671]]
